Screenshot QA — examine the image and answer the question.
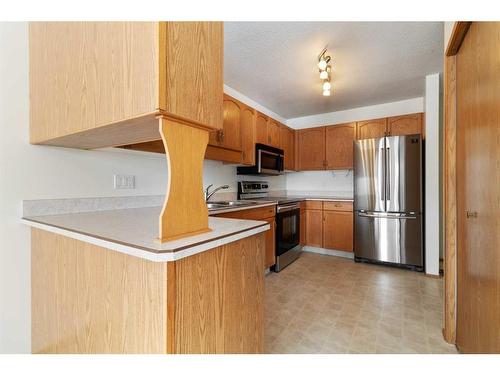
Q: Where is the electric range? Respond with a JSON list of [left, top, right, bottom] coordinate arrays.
[[238, 181, 302, 272]]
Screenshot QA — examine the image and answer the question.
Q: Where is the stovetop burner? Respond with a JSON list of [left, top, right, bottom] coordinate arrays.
[[237, 181, 301, 205]]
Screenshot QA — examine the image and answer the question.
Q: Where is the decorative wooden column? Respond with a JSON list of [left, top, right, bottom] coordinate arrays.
[[158, 117, 211, 242]]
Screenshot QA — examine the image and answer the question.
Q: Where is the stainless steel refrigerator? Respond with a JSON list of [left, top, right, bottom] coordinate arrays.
[[353, 134, 423, 271]]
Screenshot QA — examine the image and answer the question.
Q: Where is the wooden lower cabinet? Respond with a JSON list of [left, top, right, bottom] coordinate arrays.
[[265, 219, 276, 268], [299, 203, 306, 245], [323, 211, 353, 252], [303, 201, 353, 252], [31, 228, 264, 354], [213, 205, 276, 270], [305, 209, 323, 247]]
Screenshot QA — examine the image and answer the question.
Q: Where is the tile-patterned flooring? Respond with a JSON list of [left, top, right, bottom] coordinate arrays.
[[265, 252, 457, 354]]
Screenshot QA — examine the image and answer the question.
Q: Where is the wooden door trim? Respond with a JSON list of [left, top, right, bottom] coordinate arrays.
[[445, 22, 472, 57], [443, 53, 457, 344], [442, 21, 471, 345]]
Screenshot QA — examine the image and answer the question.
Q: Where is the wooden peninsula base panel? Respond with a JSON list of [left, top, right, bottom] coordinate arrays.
[[31, 228, 265, 354]]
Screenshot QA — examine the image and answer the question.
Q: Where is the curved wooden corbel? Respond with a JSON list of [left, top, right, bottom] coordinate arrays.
[[158, 116, 211, 242]]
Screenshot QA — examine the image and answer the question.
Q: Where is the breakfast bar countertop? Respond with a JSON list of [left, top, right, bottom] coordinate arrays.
[[22, 206, 270, 262]]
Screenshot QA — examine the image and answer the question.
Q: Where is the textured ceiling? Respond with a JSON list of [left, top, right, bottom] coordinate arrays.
[[224, 22, 444, 119]]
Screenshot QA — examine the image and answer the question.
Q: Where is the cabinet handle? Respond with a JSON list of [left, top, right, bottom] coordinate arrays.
[[217, 130, 224, 143], [466, 211, 478, 219]]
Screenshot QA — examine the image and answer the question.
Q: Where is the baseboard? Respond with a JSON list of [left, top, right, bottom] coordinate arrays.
[[303, 246, 354, 259]]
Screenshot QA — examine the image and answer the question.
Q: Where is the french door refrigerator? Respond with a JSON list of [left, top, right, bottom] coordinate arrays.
[[353, 134, 423, 271]]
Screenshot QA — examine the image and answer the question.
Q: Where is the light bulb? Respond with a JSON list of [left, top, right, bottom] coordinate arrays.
[[318, 59, 327, 71], [323, 81, 331, 91], [323, 89, 331, 97], [319, 70, 329, 80]]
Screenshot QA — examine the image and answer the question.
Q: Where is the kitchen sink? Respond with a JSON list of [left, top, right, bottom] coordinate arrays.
[[206, 200, 262, 210], [210, 201, 254, 206], [206, 203, 227, 209]]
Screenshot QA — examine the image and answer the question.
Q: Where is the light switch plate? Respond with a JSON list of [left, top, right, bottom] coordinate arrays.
[[114, 174, 135, 189]]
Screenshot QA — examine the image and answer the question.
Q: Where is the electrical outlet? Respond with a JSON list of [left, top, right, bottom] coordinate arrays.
[[114, 174, 135, 189]]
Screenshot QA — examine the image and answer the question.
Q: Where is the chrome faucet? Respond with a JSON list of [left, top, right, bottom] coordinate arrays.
[[205, 184, 229, 202]]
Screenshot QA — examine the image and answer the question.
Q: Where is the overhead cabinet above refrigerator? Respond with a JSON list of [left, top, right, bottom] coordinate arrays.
[[353, 134, 424, 271]]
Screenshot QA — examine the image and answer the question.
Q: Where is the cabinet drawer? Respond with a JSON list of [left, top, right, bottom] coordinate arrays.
[[323, 201, 353, 212], [214, 205, 276, 220], [304, 200, 323, 210]]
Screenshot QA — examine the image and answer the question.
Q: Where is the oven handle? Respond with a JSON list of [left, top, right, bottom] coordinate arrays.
[[277, 204, 300, 213]]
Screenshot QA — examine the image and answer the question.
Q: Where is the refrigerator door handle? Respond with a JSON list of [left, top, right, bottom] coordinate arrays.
[[386, 147, 391, 201], [358, 212, 417, 219], [379, 142, 386, 208]]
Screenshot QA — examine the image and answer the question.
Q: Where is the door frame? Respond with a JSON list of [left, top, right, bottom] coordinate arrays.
[[442, 21, 471, 344]]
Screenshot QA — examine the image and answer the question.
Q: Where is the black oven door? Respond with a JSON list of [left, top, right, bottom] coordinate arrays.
[[275, 204, 300, 256]]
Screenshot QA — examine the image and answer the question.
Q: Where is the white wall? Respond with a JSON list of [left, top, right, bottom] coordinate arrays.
[[286, 97, 424, 129], [0, 23, 169, 353], [424, 73, 441, 276]]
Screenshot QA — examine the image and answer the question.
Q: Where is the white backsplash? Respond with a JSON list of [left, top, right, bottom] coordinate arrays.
[[285, 170, 354, 196], [203, 160, 286, 197], [203, 160, 353, 199]]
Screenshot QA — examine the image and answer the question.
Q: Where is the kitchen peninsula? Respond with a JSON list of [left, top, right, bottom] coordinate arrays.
[[23, 202, 272, 353], [24, 21, 272, 354]]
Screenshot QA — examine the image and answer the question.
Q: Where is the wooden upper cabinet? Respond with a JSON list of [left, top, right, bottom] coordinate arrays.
[[217, 94, 242, 151], [387, 113, 423, 136], [280, 125, 296, 171], [255, 112, 269, 145], [356, 118, 387, 140], [240, 104, 256, 165], [297, 127, 326, 170], [268, 119, 281, 148], [325, 123, 355, 170], [29, 22, 223, 149]]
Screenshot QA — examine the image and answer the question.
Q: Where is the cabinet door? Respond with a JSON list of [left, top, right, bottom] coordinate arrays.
[[280, 125, 295, 171], [265, 219, 276, 269], [323, 211, 353, 252], [255, 112, 269, 145], [305, 209, 323, 247], [325, 123, 355, 170], [240, 104, 256, 165], [299, 210, 306, 245], [220, 95, 242, 151], [387, 113, 422, 136], [356, 118, 387, 140], [268, 119, 281, 148], [297, 127, 326, 170]]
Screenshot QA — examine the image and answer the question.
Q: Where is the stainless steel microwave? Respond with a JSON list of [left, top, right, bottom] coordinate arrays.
[[237, 143, 284, 176]]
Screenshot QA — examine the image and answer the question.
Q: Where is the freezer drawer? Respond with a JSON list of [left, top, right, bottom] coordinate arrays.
[[354, 212, 423, 267]]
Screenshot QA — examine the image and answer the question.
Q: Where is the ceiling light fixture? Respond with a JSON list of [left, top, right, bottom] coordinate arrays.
[[318, 47, 332, 97]]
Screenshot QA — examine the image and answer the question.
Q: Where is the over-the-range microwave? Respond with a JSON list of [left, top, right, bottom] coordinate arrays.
[[237, 143, 284, 176]]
